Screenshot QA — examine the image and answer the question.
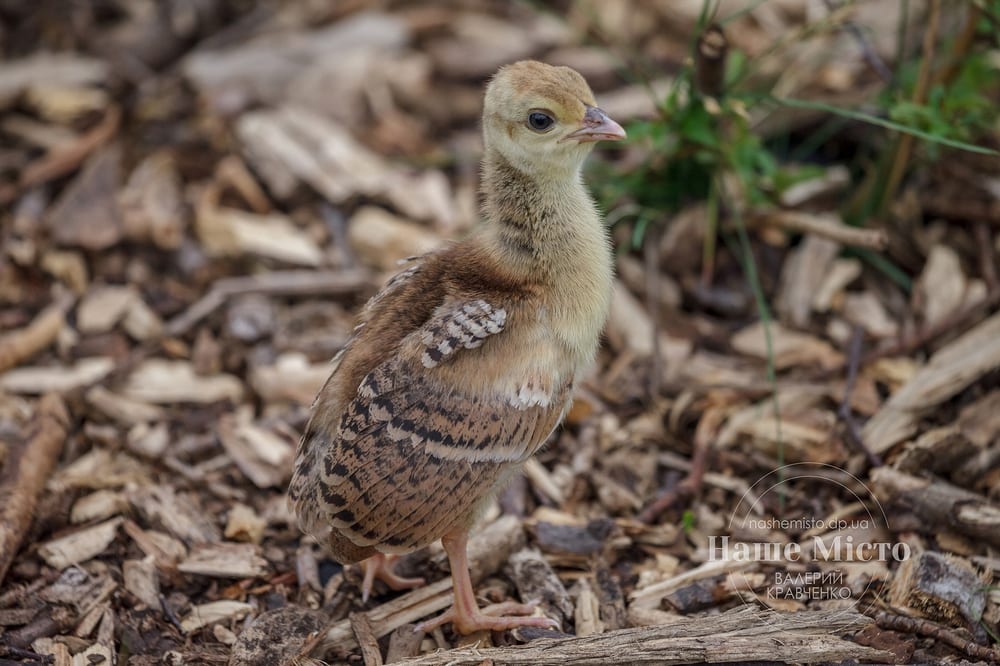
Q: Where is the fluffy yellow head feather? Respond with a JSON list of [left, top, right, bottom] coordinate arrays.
[[481, 61, 622, 178]]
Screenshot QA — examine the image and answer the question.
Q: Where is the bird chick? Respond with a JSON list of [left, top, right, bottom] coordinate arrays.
[[288, 60, 625, 635]]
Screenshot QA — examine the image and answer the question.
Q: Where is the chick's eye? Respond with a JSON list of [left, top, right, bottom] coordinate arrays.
[[527, 112, 554, 131]]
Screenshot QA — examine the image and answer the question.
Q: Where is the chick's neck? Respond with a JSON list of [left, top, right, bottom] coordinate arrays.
[[480, 147, 608, 284]]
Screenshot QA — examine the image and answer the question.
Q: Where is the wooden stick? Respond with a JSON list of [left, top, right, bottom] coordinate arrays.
[[165, 269, 369, 336], [752, 210, 888, 249], [391, 607, 888, 665], [0, 394, 70, 586]]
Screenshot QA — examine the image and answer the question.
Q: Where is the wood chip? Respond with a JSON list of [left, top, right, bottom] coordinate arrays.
[[0, 292, 74, 373], [606, 280, 692, 364], [121, 295, 163, 341], [125, 421, 170, 459], [731, 321, 842, 369], [915, 245, 967, 327], [863, 311, 1000, 454], [26, 84, 107, 122], [777, 235, 840, 327], [779, 165, 850, 206], [224, 503, 267, 544], [249, 352, 332, 404], [70, 490, 128, 524], [347, 206, 443, 271], [1, 357, 113, 394], [128, 485, 220, 544], [45, 143, 123, 251], [197, 205, 324, 267], [812, 258, 862, 312], [178, 542, 269, 579], [956, 389, 1000, 447], [895, 427, 977, 476], [428, 13, 567, 79], [0, 53, 107, 102], [841, 291, 899, 338], [77, 285, 136, 334], [122, 359, 243, 404], [40, 249, 89, 294], [217, 409, 295, 488], [122, 520, 187, 568], [572, 578, 603, 637], [184, 12, 408, 111], [180, 600, 253, 634], [84, 385, 163, 426], [122, 556, 160, 608], [38, 518, 122, 570], [237, 106, 390, 202], [119, 151, 185, 249]]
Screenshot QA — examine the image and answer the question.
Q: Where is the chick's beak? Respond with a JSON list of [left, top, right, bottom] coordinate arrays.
[[564, 106, 627, 143]]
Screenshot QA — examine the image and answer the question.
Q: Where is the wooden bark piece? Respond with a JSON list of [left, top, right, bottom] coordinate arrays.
[[229, 606, 329, 666], [507, 548, 573, 630], [889, 550, 987, 636], [391, 607, 888, 665], [871, 467, 1000, 546], [894, 427, 977, 475], [0, 394, 69, 585], [385, 624, 424, 663]]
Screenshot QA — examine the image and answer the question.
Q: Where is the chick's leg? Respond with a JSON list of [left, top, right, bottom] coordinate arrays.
[[415, 530, 558, 635], [360, 553, 425, 602]]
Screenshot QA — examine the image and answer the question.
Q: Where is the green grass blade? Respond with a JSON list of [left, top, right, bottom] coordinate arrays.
[[765, 95, 1000, 156]]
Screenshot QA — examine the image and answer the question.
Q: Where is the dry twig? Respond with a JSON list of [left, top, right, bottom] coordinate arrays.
[[874, 611, 1000, 662], [838, 326, 882, 467], [17, 105, 122, 192], [351, 612, 385, 666], [0, 394, 70, 586]]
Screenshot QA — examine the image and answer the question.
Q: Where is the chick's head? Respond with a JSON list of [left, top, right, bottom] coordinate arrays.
[[483, 61, 625, 178]]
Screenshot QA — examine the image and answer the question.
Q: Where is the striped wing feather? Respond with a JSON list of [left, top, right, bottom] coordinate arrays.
[[290, 276, 569, 558]]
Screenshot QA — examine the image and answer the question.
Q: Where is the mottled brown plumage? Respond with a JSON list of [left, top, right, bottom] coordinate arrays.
[[288, 60, 625, 634]]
